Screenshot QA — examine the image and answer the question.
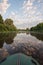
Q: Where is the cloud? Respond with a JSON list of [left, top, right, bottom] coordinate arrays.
[[21, 0, 43, 27], [9, 11, 24, 25], [38, 0, 43, 3], [7, 0, 43, 29], [22, 0, 36, 16], [0, 0, 10, 15]]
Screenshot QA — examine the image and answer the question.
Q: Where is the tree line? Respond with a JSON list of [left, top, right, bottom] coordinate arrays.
[[30, 23, 43, 32], [0, 14, 17, 32], [0, 14, 43, 32]]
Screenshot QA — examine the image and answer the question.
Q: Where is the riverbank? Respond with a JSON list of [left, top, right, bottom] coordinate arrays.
[[30, 31, 43, 34]]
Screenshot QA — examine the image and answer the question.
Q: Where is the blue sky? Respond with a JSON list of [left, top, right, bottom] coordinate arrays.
[[0, 0, 43, 29]]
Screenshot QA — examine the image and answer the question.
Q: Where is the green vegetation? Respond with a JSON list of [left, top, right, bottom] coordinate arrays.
[[0, 14, 43, 32], [18, 28, 29, 31], [26, 28, 29, 31], [30, 23, 43, 32], [0, 15, 3, 24], [0, 14, 17, 32]]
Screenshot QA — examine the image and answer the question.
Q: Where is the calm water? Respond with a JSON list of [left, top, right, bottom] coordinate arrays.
[[0, 32, 43, 65]]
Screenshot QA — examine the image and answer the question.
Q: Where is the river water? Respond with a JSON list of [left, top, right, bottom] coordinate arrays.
[[0, 32, 43, 65]]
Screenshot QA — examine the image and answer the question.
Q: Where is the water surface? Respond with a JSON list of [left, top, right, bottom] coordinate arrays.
[[0, 32, 43, 65]]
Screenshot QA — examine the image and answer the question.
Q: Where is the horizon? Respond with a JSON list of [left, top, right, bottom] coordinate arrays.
[[0, 0, 43, 29]]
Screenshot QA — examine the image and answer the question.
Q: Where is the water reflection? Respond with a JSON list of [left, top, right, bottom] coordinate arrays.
[[30, 32, 43, 41], [0, 32, 17, 48], [0, 32, 43, 65], [0, 32, 43, 48]]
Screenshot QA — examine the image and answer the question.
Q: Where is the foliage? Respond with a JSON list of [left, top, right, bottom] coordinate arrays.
[[0, 24, 8, 32], [30, 23, 43, 32], [5, 19, 13, 25], [18, 28, 29, 31], [26, 28, 29, 31], [0, 15, 3, 24], [5, 19, 17, 31], [0, 14, 17, 32]]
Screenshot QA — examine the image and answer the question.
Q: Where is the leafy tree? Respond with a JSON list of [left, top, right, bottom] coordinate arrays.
[[0, 24, 8, 31], [0, 15, 17, 32], [30, 22, 43, 32], [5, 19, 13, 25], [0, 14, 3, 24], [5, 18, 17, 31], [26, 28, 29, 31]]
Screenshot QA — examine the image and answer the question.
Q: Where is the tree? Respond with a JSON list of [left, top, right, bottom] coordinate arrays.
[[0, 15, 17, 32], [30, 22, 43, 32], [26, 28, 29, 31], [0, 14, 3, 24], [5, 19, 13, 25], [5, 18, 17, 31]]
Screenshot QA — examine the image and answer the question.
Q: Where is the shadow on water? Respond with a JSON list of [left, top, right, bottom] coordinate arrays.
[[0, 32, 17, 48], [0, 32, 43, 48], [0, 32, 17, 63], [30, 32, 43, 41]]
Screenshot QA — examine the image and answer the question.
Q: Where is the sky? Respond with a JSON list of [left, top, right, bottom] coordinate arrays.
[[0, 0, 43, 29]]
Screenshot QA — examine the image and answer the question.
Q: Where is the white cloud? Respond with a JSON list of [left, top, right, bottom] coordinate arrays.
[[9, 11, 24, 25], [38, 0, 43, 3], [0, 0, 10, 15], [7, 0, 43, 29], [23, 0, 36, 15], [21, 0, 43, 28]]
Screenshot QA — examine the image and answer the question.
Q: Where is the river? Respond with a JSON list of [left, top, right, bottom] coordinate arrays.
[[0, 32, 43, 65]]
